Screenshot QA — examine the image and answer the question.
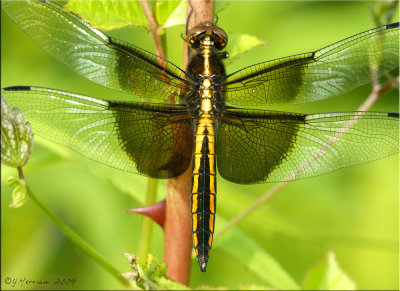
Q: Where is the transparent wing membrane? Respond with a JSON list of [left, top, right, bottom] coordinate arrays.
[[217, 108, 399, 184], [2, 86, 193, 178], [222, 23, 399, 106], [2, 0, 194, 104]]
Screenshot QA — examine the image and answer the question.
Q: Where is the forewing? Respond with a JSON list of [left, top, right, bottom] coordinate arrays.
[[2, 0, 194, 103], [222, 23, 399, 106], [1, 86, 193, 178], [216, 108, 399, 184]]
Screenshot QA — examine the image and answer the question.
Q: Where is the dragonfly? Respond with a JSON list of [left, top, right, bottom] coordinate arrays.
[[1, 0, 399, 273]]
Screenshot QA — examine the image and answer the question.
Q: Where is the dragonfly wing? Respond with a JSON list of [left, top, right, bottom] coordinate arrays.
[[222, 23, 399, 106], [2, 86, 193, 178], [2, 0, 194, 103], [216, 107, 399, 184]]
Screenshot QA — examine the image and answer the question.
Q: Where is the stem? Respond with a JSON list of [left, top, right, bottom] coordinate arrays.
[[17, 167, 132, 288], [139, 0, 165, 59], [164, 167, 192, 285]]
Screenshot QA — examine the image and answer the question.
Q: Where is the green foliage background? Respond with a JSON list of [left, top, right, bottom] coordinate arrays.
[[1, 1, 399, 290]]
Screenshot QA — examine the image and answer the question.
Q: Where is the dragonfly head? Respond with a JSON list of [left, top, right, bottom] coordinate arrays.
[[187, 22, 228, 51]]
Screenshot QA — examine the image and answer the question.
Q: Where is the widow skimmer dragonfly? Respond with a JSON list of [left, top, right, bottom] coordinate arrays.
[[1, 0, 399, 274]]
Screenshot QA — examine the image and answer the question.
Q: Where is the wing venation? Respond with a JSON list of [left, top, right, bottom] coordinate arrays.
[[222, 23, 399, 106], [217, 108, 399, 183], [1, 86, 193, 178], [2, 0, 195, 103]]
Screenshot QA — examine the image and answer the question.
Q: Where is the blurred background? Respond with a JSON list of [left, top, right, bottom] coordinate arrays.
[[1, 1, 399, 289]]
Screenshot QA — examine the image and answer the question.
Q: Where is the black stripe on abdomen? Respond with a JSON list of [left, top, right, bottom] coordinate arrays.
[[191, 121, 216, 273]]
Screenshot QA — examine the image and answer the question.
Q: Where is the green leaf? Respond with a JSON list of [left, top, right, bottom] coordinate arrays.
[[302, 251, 356, 290], [227, 33, 266, 61], [214, 222, 300, 290], [65, 0, 148, 31], [10, 182, 28, 208], [155, 0, 228, 29], [1, 95, 34, 168], [155, 0, 229, 30], [122, 253, 190, 290], [215, 1, 229, 13], [155, 0, 186, 29]]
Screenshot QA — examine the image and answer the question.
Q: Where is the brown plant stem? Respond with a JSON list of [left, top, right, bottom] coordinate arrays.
[[164, 167, 192, 285], [164, 0, 215, 285], [139, 0, 165, 59]]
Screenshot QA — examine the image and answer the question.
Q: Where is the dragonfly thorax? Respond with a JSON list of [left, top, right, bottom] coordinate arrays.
[[199, 78, 213, 114]]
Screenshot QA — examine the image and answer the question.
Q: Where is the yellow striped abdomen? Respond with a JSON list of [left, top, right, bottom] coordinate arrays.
[[191, 114, 216, 272]]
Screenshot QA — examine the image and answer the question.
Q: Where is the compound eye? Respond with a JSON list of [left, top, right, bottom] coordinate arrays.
[[213, 36, 227, 50], [219, 39, 227, 48], [188, 35, 200, 48], [210, 26, 228, 50]]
